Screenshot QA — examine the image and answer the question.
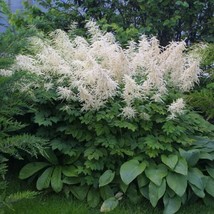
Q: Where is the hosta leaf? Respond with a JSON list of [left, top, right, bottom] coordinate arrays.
[[174, 157, 188, 175], [100, 185, 114, 200], [62, 165, 78, 177], [127, 183, 141, 204], [137, 174, 149, 188], [166, 172, 187, 197], [99, 170, 115, 187], [206, 167, 214, 179], [120, 160, 147, 185], [161, 154, 178, 170], [145, 164, 168, 186], [51, 166, 63, 193], [70, 185, 89, 201], [190, 184, 205, 198], [119, 180, 128, 193], [163, 194, 181, 214], [188, 168, 205, 190], [139, 186, 149, 200], [100, 197, 119, 212], [179, 149, 200, 166], [205, 177, 214, 197], [87, 188, 100, 208], [203, 194, 214, 207], [36, 166, 54, 190], [149, 179, 166, 207], [19, 162, 50, 179]]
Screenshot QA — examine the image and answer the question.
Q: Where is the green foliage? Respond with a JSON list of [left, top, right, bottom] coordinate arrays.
[[186, 43, 214, 122], [5, 0, 213, 45], [14, 70, 214, 213], [0, 190, 38, 212]]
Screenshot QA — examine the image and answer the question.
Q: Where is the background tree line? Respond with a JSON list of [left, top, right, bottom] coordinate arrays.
[[6, 0, 213, 46]]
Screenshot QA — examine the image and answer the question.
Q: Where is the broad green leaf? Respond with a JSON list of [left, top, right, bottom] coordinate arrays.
[[161, 154, 178, 170], [120, 160, 147, 185], [205, 177, 214, 197], [62, 165, 78, 177], [99, 170, 115, 187], [137, 174, 149, 188], [166, 172, 187, 196], [19, 162, 51, 179], [139, 186, 149, 200], [36, 166, 54, 190], [190, 184, 205, 198], [188, 168, 205, 190], [100, 185, 114, 200], [149, 179, 166, 207], [119, 180, 128, 193], [127, 183, 141, 204], [87, 188, 100, 208], [174, 157, 188, 175], [42, 149, 58, 165], [163, 194, 181, 214], [51, 166, 63, 193], [206, 167, 214, 179], [100, 197, 119, 212], [62, 177, 80, 185], [203, 194, 214, 208], [70, 185, 89, 201], [179, 149, 200, 166], [145, 164, 168, 186]]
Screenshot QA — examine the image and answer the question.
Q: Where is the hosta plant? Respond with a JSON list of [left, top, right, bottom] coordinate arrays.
[[5, 21, 214, 214]]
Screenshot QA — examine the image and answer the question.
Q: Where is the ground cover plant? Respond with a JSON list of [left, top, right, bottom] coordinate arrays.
[[1, 22, 214, 214]]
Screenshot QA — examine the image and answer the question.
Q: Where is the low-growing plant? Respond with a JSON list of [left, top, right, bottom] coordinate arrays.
[[5, 22, 214, 214], [0, 71, 47, 205]]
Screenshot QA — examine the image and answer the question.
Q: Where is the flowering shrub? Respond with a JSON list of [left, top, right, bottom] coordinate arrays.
[[3, 22, 214, 214]]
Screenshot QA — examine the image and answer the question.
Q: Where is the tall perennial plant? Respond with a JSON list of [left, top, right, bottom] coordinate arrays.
[[2, 22, 214, 214]]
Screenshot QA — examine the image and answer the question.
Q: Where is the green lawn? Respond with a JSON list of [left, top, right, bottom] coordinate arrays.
[[2, 193, 213, 214], [2, 177, 213, 214]]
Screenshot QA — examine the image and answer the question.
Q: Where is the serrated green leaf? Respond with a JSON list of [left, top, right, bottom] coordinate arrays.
[[36, 167, 54, 190], [120, 160, 147, 185], [205, 177, 214, 197], [166, 172, 187, 197], [51, 166, 63, 193], [19, 162, 51, 179], [145, 164, 168, 186], [100, 197, 119, 212], [99, 170, 115, 187], [174, 157, 188, 175], [161, 154, 178, 170], [163, 194, 181, 214], [87, 188, 100, 208], [62, 165, 78, 177]]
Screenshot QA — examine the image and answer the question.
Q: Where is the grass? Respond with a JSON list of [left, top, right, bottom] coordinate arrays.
[[2, 194, 214, 214], [2, 173, 213, 214]]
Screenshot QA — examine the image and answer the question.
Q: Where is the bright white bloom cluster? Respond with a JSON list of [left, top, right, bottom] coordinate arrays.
[[167, 98, 186, 120], [0, 69, 13, 76], [14, 21, 201, 117]]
